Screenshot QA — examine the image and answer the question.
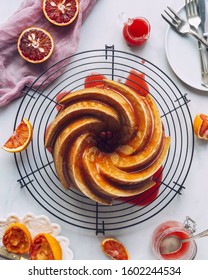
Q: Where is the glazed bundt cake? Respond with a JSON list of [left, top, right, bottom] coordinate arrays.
[[45, 79, 171, 205]]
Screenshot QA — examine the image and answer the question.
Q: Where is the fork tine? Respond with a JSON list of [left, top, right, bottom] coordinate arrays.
[[164, 9, 179, 24], [185, 0, 191, 17], [189, 0, 198, 16], [192, 0, 198, 15], [189, 0, 193, 15], [167, 6, 183, 21], [161, 13, 177, 28]]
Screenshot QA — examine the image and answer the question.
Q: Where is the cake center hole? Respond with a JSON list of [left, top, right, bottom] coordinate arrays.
[[96, 131, 118, 153]]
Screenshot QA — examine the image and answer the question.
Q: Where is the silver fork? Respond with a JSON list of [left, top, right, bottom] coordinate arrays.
[[185, 0, 208, 87], [162, 6, 208, 47]]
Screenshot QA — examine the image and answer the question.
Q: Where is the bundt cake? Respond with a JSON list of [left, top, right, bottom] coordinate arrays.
[[45, 79, 171, 205]]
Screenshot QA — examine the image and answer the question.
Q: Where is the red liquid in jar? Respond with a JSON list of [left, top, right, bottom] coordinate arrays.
[[152, 221, 195, 260], [123, 17, 150, 46], [160, 231, 190, 260]]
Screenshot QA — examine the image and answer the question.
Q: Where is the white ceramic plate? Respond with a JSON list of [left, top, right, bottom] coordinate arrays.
[[0, 213, 73, 260], [165, 5, 208, 91]]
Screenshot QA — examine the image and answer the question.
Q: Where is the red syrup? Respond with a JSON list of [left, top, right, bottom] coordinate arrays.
[[123, 17, 151, 46], [45, 123, 53, 154], [125, 69, 149, 96], [84, 73, 106, 88], [55, 91, 69, 111], [152, 221, 197, 260], [120, 167, 163, 206]]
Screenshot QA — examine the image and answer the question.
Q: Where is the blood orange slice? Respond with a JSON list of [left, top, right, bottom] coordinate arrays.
[[17, 27, 54, 64], [2, 118, 33, 153], [193, 113, 208, 140], [29, 233, 62, 260], [101, 238, 129, 260], [2, 223, 32, 254], [43, 0, 79, 26]]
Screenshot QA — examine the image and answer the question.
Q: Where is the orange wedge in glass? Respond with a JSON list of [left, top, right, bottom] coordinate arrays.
[[193, 113, 208, 140], [2, 223, 32, 254], [2, 118, 33, 153], [101, 238, 129, 260], [29, 233, 62, 260]]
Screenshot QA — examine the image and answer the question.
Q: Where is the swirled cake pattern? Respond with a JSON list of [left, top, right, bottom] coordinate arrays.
[[45, 79, 171, 205]]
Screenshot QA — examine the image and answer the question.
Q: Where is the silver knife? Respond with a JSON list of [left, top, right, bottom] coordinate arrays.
[[198, 0, 206, 33], [197, 0, 208, 87], [0, 246, 28, 260]]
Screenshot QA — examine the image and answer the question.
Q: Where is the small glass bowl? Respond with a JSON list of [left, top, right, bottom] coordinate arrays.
[[152, 220, 197, 260], [120, 13, 151, 47]]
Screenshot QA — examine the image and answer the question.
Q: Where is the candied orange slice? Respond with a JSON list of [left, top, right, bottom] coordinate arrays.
[[2, 118, 33, 153], [101, 238, 129, 260], [2, 223, 32, 254], [193, 113, 208, 140], [29, 233, 62, 260]]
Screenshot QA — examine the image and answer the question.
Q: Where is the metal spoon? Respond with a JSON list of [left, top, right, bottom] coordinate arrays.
[[159, 228, 208, 255]]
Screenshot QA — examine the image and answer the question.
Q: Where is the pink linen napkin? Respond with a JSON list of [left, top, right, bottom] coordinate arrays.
[[0, 0, 97, 107]]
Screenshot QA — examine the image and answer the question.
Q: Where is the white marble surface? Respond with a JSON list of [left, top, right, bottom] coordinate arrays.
[[0, 0, 208, 260]]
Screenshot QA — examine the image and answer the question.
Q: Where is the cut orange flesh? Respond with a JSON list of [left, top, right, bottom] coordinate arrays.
[[2, 118, 33, 153], [29, 233, 62, 260], [2, 223, 32, 254], [101, 238, 129, 260], [43, 0, 79, 26], [193, 113, 208, 140], [17, 27, 54, 64]]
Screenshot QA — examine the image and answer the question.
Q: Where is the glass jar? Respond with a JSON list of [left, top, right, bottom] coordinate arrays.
[[120, 13, 151, 47], [152, 219, 197, 260]]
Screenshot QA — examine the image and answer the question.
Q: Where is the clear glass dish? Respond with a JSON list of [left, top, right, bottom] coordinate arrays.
[[152, 220, 197, 260]]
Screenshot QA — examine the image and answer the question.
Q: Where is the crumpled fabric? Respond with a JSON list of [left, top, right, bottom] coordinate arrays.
[[0, 0, 97, 107]]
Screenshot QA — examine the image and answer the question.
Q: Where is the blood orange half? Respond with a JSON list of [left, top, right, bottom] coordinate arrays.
[[29, 233, 62, 260], [2, 223, 32, 254], [17, 27, 54, 64], [43, 0, 79, 26]]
